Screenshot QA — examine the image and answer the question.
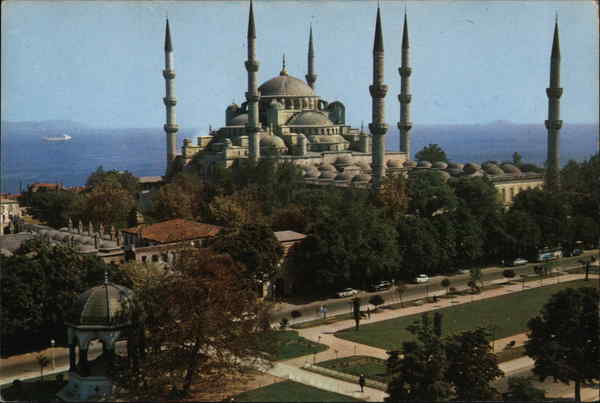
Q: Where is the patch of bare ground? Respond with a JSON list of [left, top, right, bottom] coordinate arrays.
[[185, 370, 284, 402]]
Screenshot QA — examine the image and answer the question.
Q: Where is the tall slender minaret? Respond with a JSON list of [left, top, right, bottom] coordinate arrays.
[[398, 11, 412, 160], [163, 19, 179, 172], [305, 25, 317, 90], [245, 0, 261, 162], [545, 18, 563, 191], [369, 5, 388, 190]]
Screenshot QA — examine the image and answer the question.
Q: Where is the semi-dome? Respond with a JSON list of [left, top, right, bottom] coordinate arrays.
[[334, 154, 353, 167], [501, 163, 522, 174], [463, 163, 481, 174], [319, 171, 337, 180], [447, 162, 464, 170], [228, 113, 249, 126], [67, 282, 134, 329], [352, 173, 372, 183], [334, 172, 352, 181], [318, 163, 337, 172], [403, 160, 417, 168], [484, 164, 504, 175], [288, 111, 332, 126], [417, 160, 432, 168], [448, 168, 463, 176], [387, 160, 403, 168], [356, 161, 372, 171], [259, 73, 316, 97], [432, 161, 448, 170], [260, 135, 287, 150]]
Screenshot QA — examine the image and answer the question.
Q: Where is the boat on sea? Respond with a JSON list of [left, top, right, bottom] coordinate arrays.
[[42, 134, 72, 142]]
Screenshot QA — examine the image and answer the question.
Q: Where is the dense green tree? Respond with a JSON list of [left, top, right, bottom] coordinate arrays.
[[19, 189, 85, 228], [397, 216, 441, 279], [371, 172, 409, 222], [86, 166, 139, 195], [504, 376, 546, 401], [525, 287, 599, 402], [503, 209, 542, 259], [386, 313, 452, 401], [512, 152, 523, 165], [408, 170, 458, 217], [450, 207, 485, 269], [352, 297, 362, 331], [83, 183, 136, 228], [207, 223, 283, 287], [444, 328, 503, 400], [451, 177, 502, 219], [415, 144, 448, 163]]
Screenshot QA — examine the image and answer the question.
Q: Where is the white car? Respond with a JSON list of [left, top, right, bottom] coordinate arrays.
[[337, 288, 359, 298], [512, 258, 528, 266], [415, 274, 430, 283]]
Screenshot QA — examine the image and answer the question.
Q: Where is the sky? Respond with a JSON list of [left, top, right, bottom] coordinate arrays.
[[1, 0, 598, 130]]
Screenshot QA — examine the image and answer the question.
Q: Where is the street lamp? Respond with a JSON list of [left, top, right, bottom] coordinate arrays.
[[50, 339, 55, 369]]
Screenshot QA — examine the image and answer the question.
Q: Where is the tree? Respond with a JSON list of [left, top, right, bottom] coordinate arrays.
[[371, 172, 409, 222], [111, 249, 276, 399], [19, 189, 85, 228], [451, 177, 502, 220], [397, 216, 441, 280], [512, 152, 523, 165], [503, 209, 542, 259], [207, 224, 283, 291], [415, 144, 448, 163], [505, 376, 546, 401], [395, 282, 407, 307], [369, 295, 385, 310], [444, 328, 503, 400], [37, 354, 50, 383], [86, 166, 139, 195], [352, 297, 361, 331], [441, 278, 451, 295], [502, 269, 516, 282], [525, 287, 599, 402], [469, 267, 483, 290], [407, 170, 457, 218], [83, 183, 136, 228], [386, 313, 452, 401], [207, 186, 267, 227]]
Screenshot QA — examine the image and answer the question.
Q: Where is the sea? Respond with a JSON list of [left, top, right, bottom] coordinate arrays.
[[1, 121, 598, 194]]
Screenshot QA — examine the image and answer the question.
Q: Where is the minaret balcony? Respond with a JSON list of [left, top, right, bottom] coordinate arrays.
[[162, 70, 176, 79], [398, 67, 412, 77], [245, 60, 260, 72], [164, 124, 179, 132], [544, 120, 563, 130], [245, 92, 261, 102], [369, 84, 388, 98], [398, 94, 412, 103], [397, 122, 413, 131], [546, 87, 563, 98], [369, 123, 388, 136], [163, 97, 177, 106]]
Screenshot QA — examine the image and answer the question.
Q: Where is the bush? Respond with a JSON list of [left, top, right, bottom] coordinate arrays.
[[448, 287, 457, 294], [503, 269, 516, 279], [279, 318, 289, 330], [290, 310, 302, 319], [369, 294, 385, 307]]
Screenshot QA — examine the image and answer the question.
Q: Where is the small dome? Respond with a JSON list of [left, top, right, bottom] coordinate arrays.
[[67, 282, 134, 329], [447, 162, 464, 170], [334, 155, 353, 167], [51, 231, 63, 240], [260, 135, 287, 151], [448, 168, 463, 176], [259, 74, 316, 97], [463, 163, 481, 174], [437, 171, 451, 182], [228, 113, 249, 126], [387, 160, 403, 168], [403, 160, 417, 168], [78, 244, 96, 253], [484, 164, 504, 175], [226, 103, 239, 111], [352, 173, 372, 183], [288, 111, 333, 126], [356, 161, 371, 171], [432, 161, 448, 169], [417, 160, 432, 168], [334, 172, 352, 181], [59, 227, 69, 232], [319, 171, 337, 180], [81, 237, 94, 245], [318, 163, 337, 172], [501, 163, 522, 174], [304, 167, 320, 178]]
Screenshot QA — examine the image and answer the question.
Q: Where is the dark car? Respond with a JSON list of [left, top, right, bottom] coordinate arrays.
[[370, 281, 392, 291]]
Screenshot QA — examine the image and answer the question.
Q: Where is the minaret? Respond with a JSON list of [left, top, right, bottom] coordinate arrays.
[[398, 11, 413, 160], [305, 25, 317, 90], [245, 0, 261, 162], [369, 5, 388, 190], [544, 18, 563, 191], [163, 19, 179, 173]]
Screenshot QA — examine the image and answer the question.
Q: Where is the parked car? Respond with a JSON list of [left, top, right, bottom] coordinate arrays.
[[415, 274, 430, 283], [512, 258, 528, 266], [370, 281, 393, 292], [572, 248, 583, 256], [337, 288, 359, 298], [459, 269, 470, 275]]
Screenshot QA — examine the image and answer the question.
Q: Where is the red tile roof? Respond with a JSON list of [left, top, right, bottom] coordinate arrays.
[[122, 219, 223, 244]]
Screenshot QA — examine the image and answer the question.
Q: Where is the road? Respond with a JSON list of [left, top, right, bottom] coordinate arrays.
[[271, 252, 598, 324]]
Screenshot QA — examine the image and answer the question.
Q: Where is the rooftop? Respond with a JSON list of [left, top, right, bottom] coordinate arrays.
[[123, 219, 223, 244], [274, 230, 307, 243]]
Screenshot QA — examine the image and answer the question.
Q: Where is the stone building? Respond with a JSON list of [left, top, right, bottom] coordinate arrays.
[[0, 197, 23, 235]]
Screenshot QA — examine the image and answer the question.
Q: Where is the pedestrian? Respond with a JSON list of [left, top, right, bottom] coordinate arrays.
[[358, 374, 366, 392], [367, 307, 371, 319]]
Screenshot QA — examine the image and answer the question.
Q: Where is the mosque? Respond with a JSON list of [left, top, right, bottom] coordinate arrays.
[[161, 1, 564, 202]]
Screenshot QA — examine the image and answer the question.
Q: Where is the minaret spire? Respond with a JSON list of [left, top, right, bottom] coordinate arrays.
[[280, 53, 288, 75], [163, 18, 179, 173], [369, 3, 388, 190], [544, 18, 563, 191], [245, 0, 261, 162], [398, 9, 413, 159], [305, 24, 317, 89]]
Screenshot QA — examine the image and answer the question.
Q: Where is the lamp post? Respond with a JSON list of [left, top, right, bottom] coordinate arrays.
[[50, 339, 55, 369]]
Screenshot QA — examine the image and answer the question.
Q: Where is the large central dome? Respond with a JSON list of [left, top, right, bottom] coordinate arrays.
[[259, 73, 316, 97]]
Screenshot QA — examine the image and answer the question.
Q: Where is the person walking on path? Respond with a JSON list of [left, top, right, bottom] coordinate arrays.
[[359, 374, 366, 392]]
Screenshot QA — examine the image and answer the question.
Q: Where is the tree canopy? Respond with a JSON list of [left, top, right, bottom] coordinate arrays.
[[415, 144, 449, 163]]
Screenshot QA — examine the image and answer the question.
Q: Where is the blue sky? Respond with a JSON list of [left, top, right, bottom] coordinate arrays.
[[2, 0, 598, 130]]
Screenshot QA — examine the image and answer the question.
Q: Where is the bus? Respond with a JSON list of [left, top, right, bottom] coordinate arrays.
[[535, 247, 563, 263]]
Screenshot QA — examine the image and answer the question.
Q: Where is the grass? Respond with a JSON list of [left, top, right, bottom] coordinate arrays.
[[336, 279, 597, 351], [234, 380, 361, 402], [273, 330, 328, 361], [496, 345, 527, 363], [317, 356, 389, 384], [0, 373, 68, 401]]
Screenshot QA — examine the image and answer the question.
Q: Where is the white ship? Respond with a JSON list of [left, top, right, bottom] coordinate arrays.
[[42, 134, 72, 142]]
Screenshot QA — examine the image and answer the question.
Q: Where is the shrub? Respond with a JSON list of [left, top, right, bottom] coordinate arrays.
[[448, 287, 457, 294], [279, 318, 289, 330], [290, 310, 302, 319], [369, 294, 385, 307]]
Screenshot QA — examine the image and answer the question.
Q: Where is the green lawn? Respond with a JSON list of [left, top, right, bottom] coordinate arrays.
[[317, 355, 389, 384], [234, 380, 361, 402], [336, 280, 597, 351], [0, 374, 68, 401], [273, 330, 328, 361]]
